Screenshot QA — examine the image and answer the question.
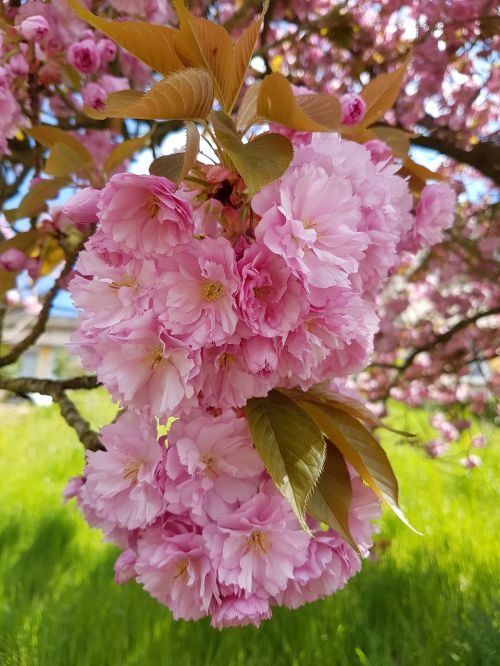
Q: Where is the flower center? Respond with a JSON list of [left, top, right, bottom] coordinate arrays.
[[173, 558, 189, 582], [218, 352, 235, 368], [145, 346, 165, 369], [202, 453, 218, 478], [122, 459, 141, 484], [110, 275, 136, 289], [246, 530, 270, 554], [201, 280, 224, 302], [253, 285, 272, 300], [147, 195, 160, 217]]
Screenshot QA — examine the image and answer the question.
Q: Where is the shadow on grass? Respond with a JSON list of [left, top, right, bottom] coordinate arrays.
[[1, 515, 498, 666]]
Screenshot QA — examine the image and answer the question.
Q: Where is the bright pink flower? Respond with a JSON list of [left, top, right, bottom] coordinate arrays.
[[340, 93, 366, 125], [0, 248, 27, 272], [210, 592, 271, 629], [237, 242, 308, 337], [136, 522, 220, 621], [156, 237, 240, 348], [68, 39, 101, 74], [253, 162, 367, 288], [81, 82, 106, 111], [62, 187, 100, 227], [204, 480, 309, 596], [19, 15, 49, 42], [164, 410, 263, 525], [83, 411, 165, 530], [98, 173, 194, 258]]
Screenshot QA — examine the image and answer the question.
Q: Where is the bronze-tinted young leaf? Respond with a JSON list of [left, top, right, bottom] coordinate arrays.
[[5, 177, 71, 222], [298, 401, 421, 533], [372, 126, 413, 158], [360, 53, 411, 128], [245, 390, 326, 533], [26, 126, 92, 164], [149, 121, 199, 184], [44, 143, 92, 178], [103, 133, 153, 176], [256, 73, 341, 131], [235, 81, 261, 132], [306, 441, 358, 551], [173, 0, 267, 112], [402, 157, 448, 183], [101, 69, 214, 121], [68, 0, 184, 76], [0, 230, 40, 297], [211, 111, 293, 196]]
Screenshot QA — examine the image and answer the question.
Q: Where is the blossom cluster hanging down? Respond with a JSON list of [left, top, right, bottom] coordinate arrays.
[[66, 127, 455, 626]]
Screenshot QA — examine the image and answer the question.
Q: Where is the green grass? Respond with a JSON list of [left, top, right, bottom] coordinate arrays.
[[0, 393, 498, 666]]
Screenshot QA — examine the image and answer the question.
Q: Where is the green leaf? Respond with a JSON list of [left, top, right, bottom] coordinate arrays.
[[149, 121, 200, 184], [5, 177, 71, 222], [256, 73, 341, 131], [360, 53, 411, 128], [211, 111, 293, 196], [306, 441, 358, 551], [103, 133, 153, 176], [297, 401, 421, 534], [235, 81, 261, 132], [68, 0, 184, 76], [372, 126, 413, 158], [100, 69, 214, 121], [44, 143, 91, 178], [245, 390, 326, 533]]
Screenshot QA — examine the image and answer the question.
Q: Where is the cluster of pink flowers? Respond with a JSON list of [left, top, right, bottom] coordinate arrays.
[[66, 408, 381, 627], [66, 130, 458, 625]]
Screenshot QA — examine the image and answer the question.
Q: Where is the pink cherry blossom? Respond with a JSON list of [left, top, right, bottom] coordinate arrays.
[[156, 237, 240, 348], [19, 15, 49, 42], [340, 93, 366, 125], [62, 187, 100, 227], [210, 592, 272, 629], [164, 410, 263, 525], [98, 173, 194, 258], [68, 39, 101, 74], [83, 411, 165, 530]]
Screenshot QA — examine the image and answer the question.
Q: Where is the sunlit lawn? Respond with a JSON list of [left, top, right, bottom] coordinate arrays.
[[0, 392, 498, 666]]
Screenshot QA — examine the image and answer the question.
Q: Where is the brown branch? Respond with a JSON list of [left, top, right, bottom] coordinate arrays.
[[0, 373, 103, 451]]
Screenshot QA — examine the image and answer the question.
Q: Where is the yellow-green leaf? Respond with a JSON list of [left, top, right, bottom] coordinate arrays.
[[230, 7, 268, 111], [236, 81, 262, 132], [149, 121, 199, 184], [245, 390, 326, 533], [360, 53, 411, 128], [44, 142, 91, 178], [100, 69, 214, 121], [211, 111, 293, 196], [306, 441, 358, 551], [68, 0, 184, 76], [103, 133, 152, 176], [26, 126, 92, 164], [256, 73, 341, 131], [297, 401, 420, 533], [5, 177, 71, 222]]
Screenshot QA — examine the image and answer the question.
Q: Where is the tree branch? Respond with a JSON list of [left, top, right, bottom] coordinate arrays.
[[0, 373, 103, 451]]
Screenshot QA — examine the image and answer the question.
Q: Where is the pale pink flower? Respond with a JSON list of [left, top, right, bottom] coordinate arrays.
[[204, 480, 309, 597], [0, 248, 27, 272], [81, 82, 106, 111], [237, 242, 308, 337], [62, 187, 100, 227], [98, 173, 194, 258], [19, 15, 49, 42], [471, 434, 486, 449], [136, 522, 220, 621], [253, 163, 367, 288], [164, 410, 263, 525], [62, 475, 84, 504], [340, 93, 366, 125], [114, 548, 137, 584], [97, 39, 117, 66], [460, 454, 482, 469], [83, 411, 165, 530], [400, 183, 456, 251], [156, 237, 240, 348], [210, 592, 271, 629]]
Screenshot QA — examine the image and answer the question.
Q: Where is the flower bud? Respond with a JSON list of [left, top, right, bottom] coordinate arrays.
[[340, 93, 366, 126], [68, 39, 101, 74], [63, 188, 101, 227], [19, 15, 50, 42], [0, 247, 27, 272]]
